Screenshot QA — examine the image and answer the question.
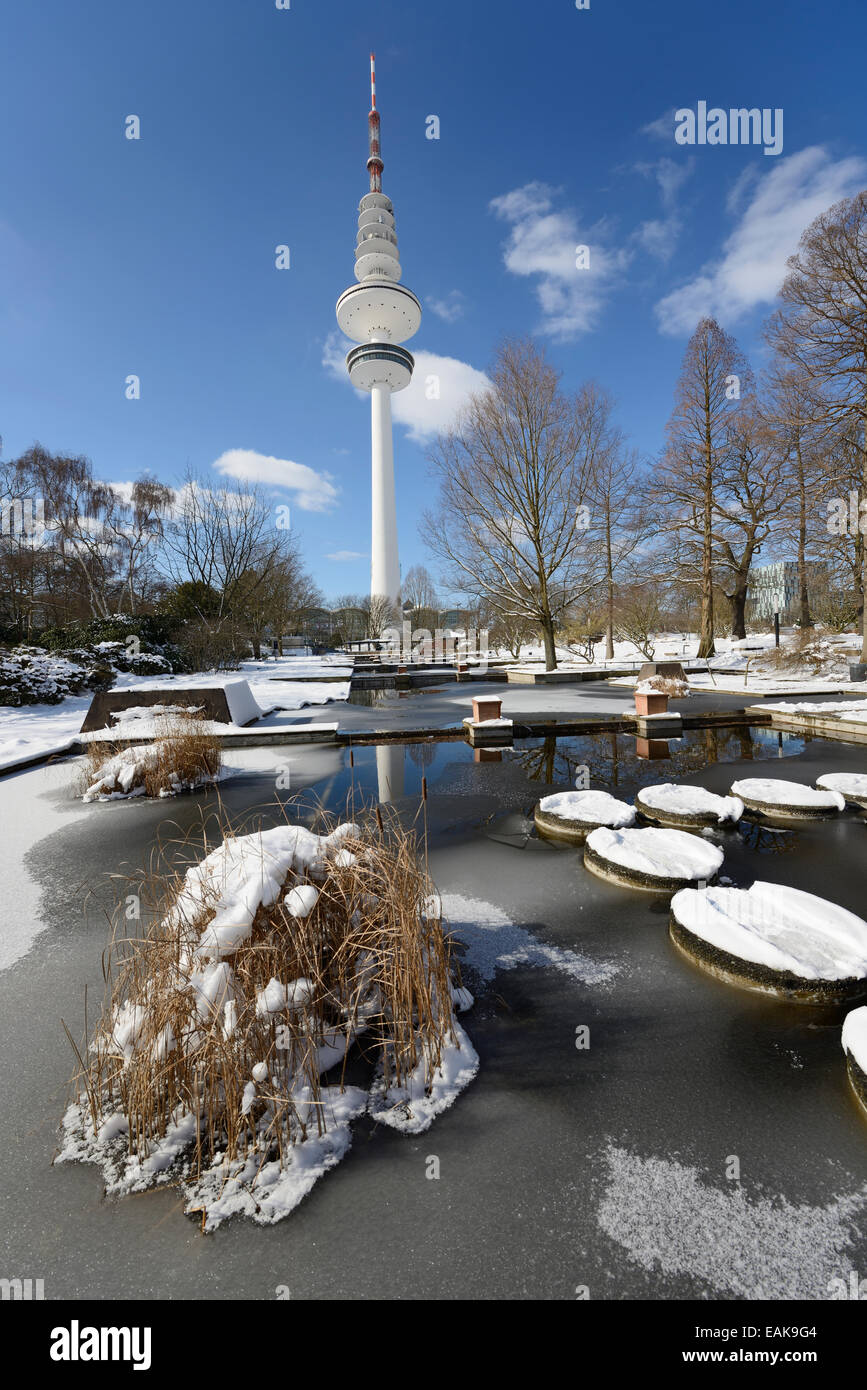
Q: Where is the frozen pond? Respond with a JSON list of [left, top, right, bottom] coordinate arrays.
[[2, 727, 867, 1299]]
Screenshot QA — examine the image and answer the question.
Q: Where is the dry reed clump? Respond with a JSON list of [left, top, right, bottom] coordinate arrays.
[[757, 630, 843, 675], [82, 711, 223, 800], [62, 804, 469, 1222], [636, 674, 689, 697]]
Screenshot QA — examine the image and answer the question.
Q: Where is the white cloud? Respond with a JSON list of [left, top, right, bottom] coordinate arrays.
[[393, 351, 491, 442], [212, 449, 339, 512], [428, 289, 466, 322], [655, 145, 867, 335], [635, 217, 682, 262], [641, 109, 677, 141], [322, 331, 350, 382], [490, 182, 631, 340], [634, 156, 694, 208], [324, 331, 490, 444], [326, 549, 367, 562]]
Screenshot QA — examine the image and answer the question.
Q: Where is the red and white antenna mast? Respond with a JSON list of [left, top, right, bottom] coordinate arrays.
[[367, 51, 383, 193]]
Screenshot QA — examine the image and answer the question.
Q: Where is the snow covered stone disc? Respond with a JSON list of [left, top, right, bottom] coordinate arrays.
[[534, 789, 636, 843], [635, 782, 744, 829], [842, 1006, 867, 1117], [730, 777, 845, 822], [670, 882, 867, 1004], [584, 826, 724, 893], [816, 773, 867, 810]]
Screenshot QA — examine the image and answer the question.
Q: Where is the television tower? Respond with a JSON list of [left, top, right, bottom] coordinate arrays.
[[336, 53, 421, 608]]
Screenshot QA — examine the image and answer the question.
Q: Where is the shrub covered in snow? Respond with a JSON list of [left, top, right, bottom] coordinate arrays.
[[0, 646, 115, 706], [59, 811, 477, 1228]]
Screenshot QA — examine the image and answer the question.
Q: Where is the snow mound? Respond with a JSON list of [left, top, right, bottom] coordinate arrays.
[[178, 822, 358, 960], [671, 883, 867, 981], [537, 789, 636, 828], [817, 773, 867, 804], [586, 826, 724, 882], [731, 778, 845, 811], [637, 783, 743, 823], [842, 1006, 867, 1073]]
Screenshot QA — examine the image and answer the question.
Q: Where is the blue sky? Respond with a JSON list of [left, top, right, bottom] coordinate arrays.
[[2, 0, 865, 602]]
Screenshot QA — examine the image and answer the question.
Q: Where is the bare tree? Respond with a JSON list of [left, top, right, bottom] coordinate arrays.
[[712, 405, 790, 638], [425, 338, 602, 670], [655, 319, 747, 657], [761, 363, 830, 629], [581, 383, 647, 659], [766, 191, 867, 658], [162, 471, 285, 644], [401, 563, 440, 631]]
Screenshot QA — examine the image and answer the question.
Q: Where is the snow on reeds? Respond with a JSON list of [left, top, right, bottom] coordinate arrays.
[[82, 712, 223, 801], [58, 803, 476, 1228]]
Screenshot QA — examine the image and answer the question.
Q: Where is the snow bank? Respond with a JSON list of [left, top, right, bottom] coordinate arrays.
[[731, 778, 845, 811], [586, 826, 724, 883], [637, 782, 743, 824], [671, 882, 867, 981], [842, 1006, 867, 1074], [538, 789, 636, 828]]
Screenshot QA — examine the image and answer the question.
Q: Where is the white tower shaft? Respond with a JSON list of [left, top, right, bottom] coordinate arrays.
[[370, 385, 400, 604]]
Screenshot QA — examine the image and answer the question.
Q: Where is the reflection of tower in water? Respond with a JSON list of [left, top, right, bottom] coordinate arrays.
[[376, 743, 406, 804]]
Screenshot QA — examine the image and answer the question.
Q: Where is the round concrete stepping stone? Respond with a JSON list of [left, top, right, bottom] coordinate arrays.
[[670, 882, 867, 1004], [584, 825, 724, 893], [816, 773, 867, 810], [534, 790, 635, 843], [842, 1006, 867, 1118], [730, 777, 845, 822], [635, 782, 743, 829]]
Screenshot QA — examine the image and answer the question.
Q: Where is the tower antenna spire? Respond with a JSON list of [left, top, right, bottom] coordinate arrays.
[[367, 51, 382, 193]]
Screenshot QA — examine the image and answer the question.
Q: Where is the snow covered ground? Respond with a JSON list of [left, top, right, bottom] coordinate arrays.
[[0, 654, 352, 773]]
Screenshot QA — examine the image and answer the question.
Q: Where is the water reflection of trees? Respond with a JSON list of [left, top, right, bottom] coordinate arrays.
[[506, 726, 788, 792], [737, 820, 796, 854]]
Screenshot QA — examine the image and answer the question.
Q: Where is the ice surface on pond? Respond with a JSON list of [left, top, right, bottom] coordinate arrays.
[[538, 789, 636, 827], [586, 826, 725, 881], [637, 782, 743, 823], [842, 1005, 867, 1072], [597, 1144, 867, 1299], [731, 777, 845, 810], [438, 893, 618, 986], [671, 882, 867, 980]]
